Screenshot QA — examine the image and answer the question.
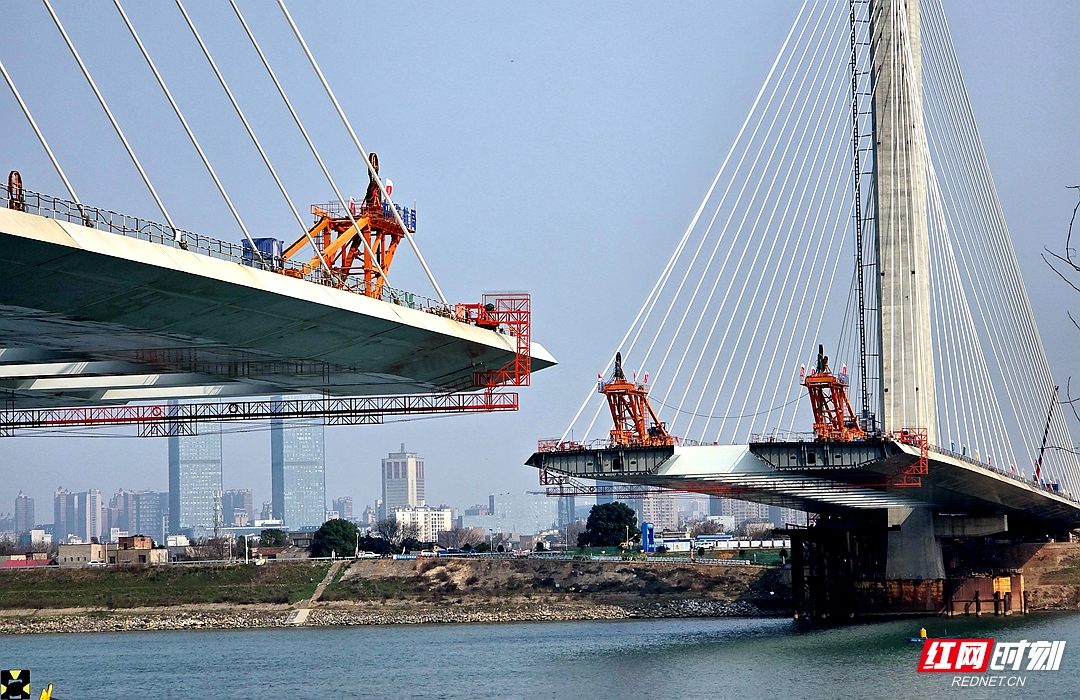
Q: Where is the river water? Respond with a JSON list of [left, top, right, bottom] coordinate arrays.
[[0, 613, 1077, 699]]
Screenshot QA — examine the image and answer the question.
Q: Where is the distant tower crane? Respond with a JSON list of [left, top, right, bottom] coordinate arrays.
[[600, 352, 673, 448]]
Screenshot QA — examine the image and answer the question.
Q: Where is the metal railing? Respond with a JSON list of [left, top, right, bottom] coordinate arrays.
[[750, 430, 818, 443], [2, 188, 440, 312], [747, 430, 1077, 504], [312, 200, 416, 232], [928, 444, 1076, 502]]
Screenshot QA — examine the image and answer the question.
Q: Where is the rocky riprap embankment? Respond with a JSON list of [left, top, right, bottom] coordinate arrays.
[[0, 611, 287, 635], [624, 599, 763, 618], [0, 599, 766, 634], [307, 599, 762, 627], [306, 603, 630, 626]]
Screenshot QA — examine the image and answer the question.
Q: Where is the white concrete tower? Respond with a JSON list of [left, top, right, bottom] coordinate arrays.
[[871, 0, 936, 443]]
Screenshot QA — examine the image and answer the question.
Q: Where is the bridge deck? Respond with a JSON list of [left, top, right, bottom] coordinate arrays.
[[0, 208, 555, 406], [527, 442, 1080, 527]]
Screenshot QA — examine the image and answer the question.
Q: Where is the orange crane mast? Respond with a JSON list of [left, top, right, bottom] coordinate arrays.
[[280, 153, 415, 298], [600, 352, 673, 448], [802, 344, 865, 442]]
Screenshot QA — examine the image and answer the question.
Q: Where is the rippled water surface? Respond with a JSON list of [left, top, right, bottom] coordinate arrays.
[[1, 613, 1078, 699]]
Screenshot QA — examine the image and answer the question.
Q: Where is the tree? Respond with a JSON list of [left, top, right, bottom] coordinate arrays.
[[578, 502, 639, 547], [374, 518, 399, 544], [438, 527, 477, 549], [1045, 187, 1080, 431], [260, 529, 287, 547], [562, 522, 585, 548], [689, 520, 722, 537], [375, 518, 420, 548], [356, 534, 392, 556], [311, 519, 359, 558]]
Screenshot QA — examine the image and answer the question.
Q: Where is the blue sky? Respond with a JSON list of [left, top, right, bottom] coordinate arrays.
[[1, 1, 1078, 519]]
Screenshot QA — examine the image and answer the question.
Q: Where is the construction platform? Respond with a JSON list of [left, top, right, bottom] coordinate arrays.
[[527, 440, 1080, 528], [0, 204, 556, 408]]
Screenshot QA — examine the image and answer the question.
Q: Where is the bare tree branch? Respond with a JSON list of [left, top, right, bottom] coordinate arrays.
[[1066, 185, 1080, 264], [1042, 252, 1080, 295]]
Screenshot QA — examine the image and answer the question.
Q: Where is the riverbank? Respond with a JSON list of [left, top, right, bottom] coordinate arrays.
[[4, 544, 1079, 635], [0, 557, 783, 634]]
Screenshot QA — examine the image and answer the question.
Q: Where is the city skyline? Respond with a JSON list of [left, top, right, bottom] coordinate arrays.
[[4, 466, 801, 542]]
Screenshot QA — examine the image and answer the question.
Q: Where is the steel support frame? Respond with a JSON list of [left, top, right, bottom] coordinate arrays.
[[0, 391, 518, 437], [464, 294, 531, 388], [536, 468, 900, 501]]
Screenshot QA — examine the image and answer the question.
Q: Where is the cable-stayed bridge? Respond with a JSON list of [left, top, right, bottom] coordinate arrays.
[[528, 0, 1080, 617], [0, 1, 555, 432]]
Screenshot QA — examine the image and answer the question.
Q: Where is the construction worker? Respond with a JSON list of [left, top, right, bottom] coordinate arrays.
[[363, 152, 381, 209]]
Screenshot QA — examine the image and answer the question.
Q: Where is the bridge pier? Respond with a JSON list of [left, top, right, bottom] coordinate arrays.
[[885, 507, 944, 580], [790, 508, 953, 622]]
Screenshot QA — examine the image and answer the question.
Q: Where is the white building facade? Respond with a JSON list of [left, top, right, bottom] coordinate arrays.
[[393, 505, 452, 543], [381, 444, 425, 519]]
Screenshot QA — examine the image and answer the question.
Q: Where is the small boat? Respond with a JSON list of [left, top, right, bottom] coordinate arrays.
[[906, 628, 959, 643]]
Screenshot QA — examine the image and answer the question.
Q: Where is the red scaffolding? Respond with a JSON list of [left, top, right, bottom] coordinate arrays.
[[0, 392, 520, 437]]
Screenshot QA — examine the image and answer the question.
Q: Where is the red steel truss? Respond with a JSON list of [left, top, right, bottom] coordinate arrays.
[[456, 294, 530, 387], [0, 391, 519, 437], [887, 427, 929, 487]]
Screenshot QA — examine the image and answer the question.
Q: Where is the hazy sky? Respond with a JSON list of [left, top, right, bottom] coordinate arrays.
[[1, 1, 1078, 521]]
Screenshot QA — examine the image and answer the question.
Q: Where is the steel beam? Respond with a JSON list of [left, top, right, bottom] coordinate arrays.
[[0, 391, 518, 437]]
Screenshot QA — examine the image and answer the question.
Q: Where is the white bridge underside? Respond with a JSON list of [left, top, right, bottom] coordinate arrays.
[[0, 208, 555, 407], [535, 444, 1080, 526]]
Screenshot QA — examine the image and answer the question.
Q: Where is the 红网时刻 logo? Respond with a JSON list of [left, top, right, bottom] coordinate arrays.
[[918, 639, 1066, 673]]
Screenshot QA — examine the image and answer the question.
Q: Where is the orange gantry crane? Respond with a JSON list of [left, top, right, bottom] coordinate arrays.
[[600, 352, 673, 448], [281, 153, 414, 298], [801, 344, 927, 483], [802, 344, 865, 442]]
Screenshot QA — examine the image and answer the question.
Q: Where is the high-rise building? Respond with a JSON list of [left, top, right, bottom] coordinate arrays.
[[14, 492, 34, 535], [53, 488, 104, 543], [332, 496, 353, 521], [54, 487, 73, 542], [380, 444, 425, 520], [222, 489, 254, 526], [712, 498, 770, 529], [271, 413, 325, 530], [85, 489, 104, 542], [259, 501, 273, 522], [132, 491, 169, 545], [169, 420, 223, 538], [105, 490, 168, 544], [768, 505, 806, 529], [636, 493, 678, 531], [557, 496, 576, 527], [106, 490, 129, 536]]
